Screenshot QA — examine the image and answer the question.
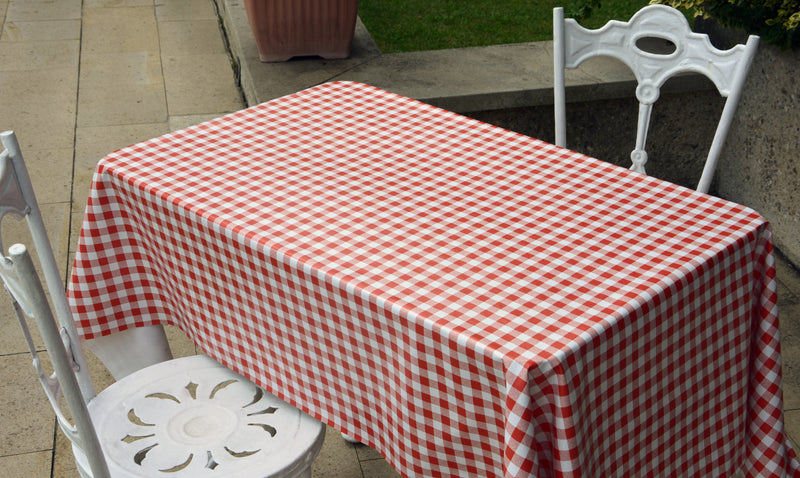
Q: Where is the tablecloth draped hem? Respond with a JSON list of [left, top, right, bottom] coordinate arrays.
[[65, 81, 799, 478]]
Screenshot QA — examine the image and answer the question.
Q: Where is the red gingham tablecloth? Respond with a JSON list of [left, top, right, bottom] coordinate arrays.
[[68, 81, 800, 478]]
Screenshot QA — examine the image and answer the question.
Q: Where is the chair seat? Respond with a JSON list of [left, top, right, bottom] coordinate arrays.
[[73, 355, 325, 478]]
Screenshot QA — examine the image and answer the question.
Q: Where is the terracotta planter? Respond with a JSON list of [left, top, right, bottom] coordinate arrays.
[[243, 0, 360, 62]]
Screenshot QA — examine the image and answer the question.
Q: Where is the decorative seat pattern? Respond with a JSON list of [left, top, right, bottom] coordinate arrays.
[[79, 355, 324, 477]]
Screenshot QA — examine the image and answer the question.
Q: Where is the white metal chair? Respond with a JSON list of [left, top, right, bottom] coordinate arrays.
[[553, 5, 759, 193], [0, 130, 325, 478]]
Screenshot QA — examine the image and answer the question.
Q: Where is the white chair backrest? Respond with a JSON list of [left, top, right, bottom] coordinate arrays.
[[0, 130, 109, 475], [0, 131, 95, 399], [553, 5, 759, 193], [0, 244, 111, 477]]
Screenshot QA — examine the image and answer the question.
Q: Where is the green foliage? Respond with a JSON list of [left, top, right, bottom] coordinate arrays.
[[358, 0, 649, 53], [564, 0, 604, 21], [650, 0, 799, 49], [357, 0, 554, 52], [571, 0, 799, 48]]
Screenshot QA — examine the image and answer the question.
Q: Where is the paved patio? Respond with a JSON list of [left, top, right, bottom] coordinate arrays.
[[0, 0, 798, 476]]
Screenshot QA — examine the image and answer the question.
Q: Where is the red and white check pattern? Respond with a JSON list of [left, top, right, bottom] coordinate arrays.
[[68, 81, 799, 477]]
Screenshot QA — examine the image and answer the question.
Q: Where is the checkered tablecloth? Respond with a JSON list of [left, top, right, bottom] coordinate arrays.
[[68, 81, 800, 477]]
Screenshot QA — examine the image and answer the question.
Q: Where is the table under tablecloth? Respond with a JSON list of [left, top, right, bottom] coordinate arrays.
[[68, 81, 799, 477]]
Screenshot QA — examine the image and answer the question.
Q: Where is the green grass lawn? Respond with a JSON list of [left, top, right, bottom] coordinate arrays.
[[358, 0, 653, 53]]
